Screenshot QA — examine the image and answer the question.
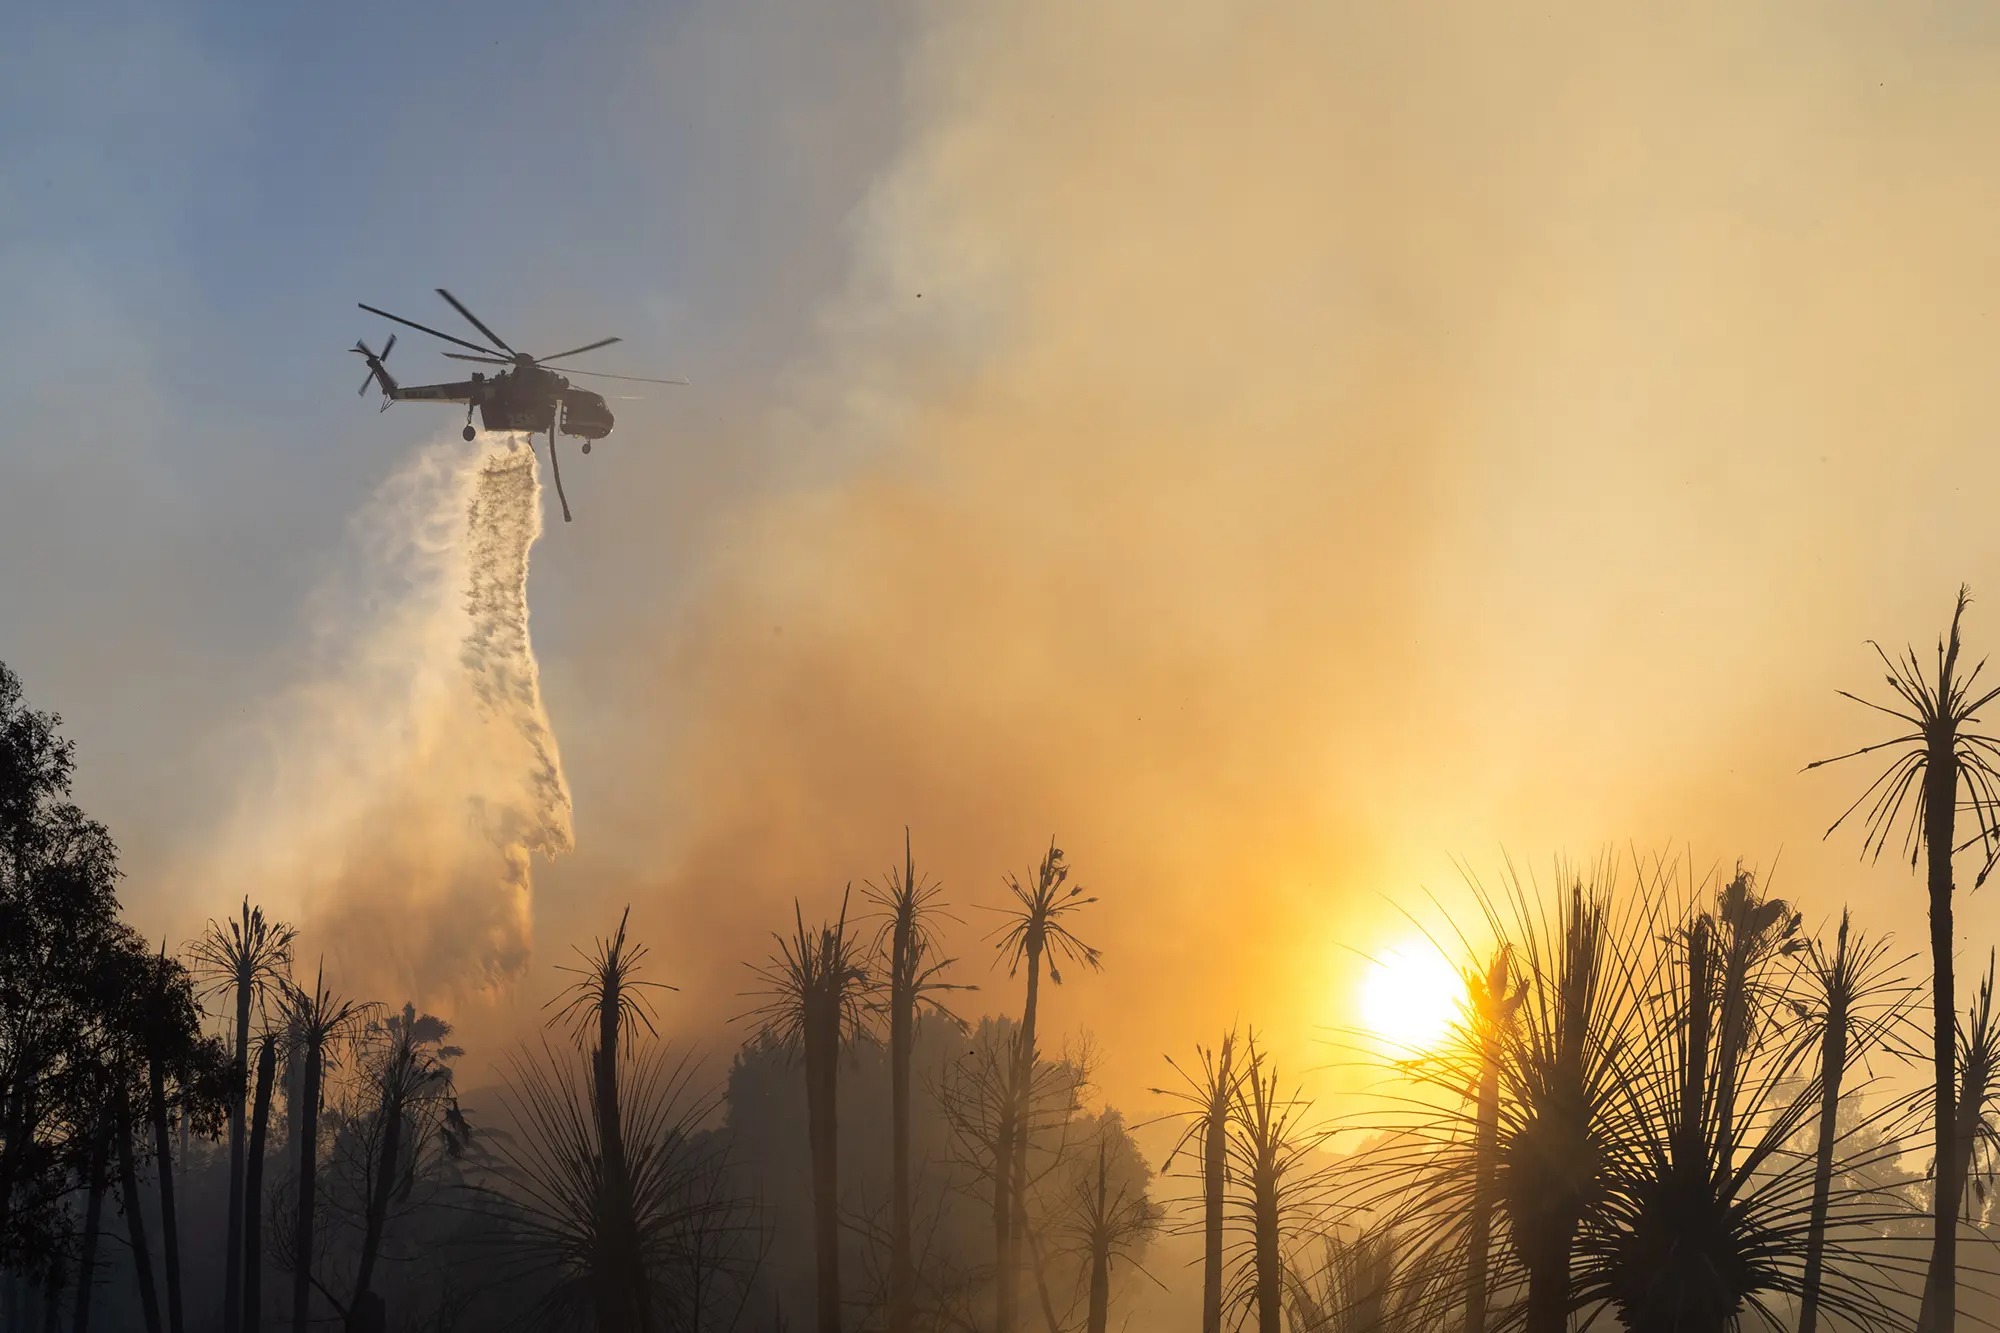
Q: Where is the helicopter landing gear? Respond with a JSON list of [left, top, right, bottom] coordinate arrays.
[[462, 424, 476, 442], [581, 441, 591, 454]]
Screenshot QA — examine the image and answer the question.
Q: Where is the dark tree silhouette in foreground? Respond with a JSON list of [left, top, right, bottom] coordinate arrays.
[[282, 965, 368, 1333], [750, 895, 869, 1333], [864, 832, 968, 1333], [244, 1033, 277, 1333], [990, 840, 1098, 1333], [1151, 1030, 1238, 1333], [191, 899, 295, 1333], [1810, 585, 2000, 1333], [545, 906, 675, 1331]]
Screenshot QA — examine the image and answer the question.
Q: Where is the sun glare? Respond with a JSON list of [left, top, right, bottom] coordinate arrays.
[[1359, 944, 1465, 1051]]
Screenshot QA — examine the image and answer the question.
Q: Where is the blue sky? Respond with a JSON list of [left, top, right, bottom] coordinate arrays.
[[2, 0, 914, 875]]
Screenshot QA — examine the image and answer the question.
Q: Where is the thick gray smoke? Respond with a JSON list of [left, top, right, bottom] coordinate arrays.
[[183, 432, 572, 1004]]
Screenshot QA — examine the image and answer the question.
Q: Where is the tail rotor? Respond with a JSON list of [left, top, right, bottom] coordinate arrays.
[[351, 334, 398, 407]]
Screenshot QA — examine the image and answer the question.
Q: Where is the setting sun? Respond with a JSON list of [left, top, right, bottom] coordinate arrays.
[[1359, 944, 1467, 1050]]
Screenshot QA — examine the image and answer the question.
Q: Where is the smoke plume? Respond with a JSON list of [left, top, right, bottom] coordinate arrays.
[[189, 432, 571, 1003]]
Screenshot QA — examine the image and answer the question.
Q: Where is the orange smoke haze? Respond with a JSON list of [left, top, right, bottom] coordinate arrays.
[[135, 1, 2000, 1114]]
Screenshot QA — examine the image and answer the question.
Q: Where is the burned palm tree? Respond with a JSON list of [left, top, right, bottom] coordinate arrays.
[[1285, 1224, 1446, 1333], [244, 1032, 277, 1333], [864, 830, 969, 1333], [280, 964, 369, 1333], [1226, 1034, 1328, 1333], [1809, 585, 2000, 1333], [1798, 912, 1914, 1333], [749, 894, 870, 1333], [1056, 1125, 1161, 1333], [1150, 1031, 1239, 1333], [990, 839, 1099, 1333], [346, 1004, 467, 1321], [545, 906, 676, 1333], [1495, 871, 1641, 1333], [1353, 855, 1915, 1333], [937, 1018, 1092, 1328], [1917, 954, 2000, 1333], [1461, 947, 1522, 1333], [476, 1037, 761, 1330], [190, 899, 296, 1333]]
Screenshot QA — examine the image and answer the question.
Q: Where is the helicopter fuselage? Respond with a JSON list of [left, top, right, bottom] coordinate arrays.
[[388, 362, 613, 443]]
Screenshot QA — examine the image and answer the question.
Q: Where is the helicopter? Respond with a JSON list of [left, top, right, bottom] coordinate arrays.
[[351, 289, 684, 522]]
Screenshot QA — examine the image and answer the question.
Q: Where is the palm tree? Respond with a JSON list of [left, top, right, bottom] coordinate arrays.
[[864, 831, 968, 1333], [1918, 954, 2000, 1333], [1810, 585, 2000, 1333], [749, 894, 870, 1333], [1461, 947, 1521, 1333], [479, 1037, 757, 1329], [1225, 1035, 1325, 1333], [349, 1004, 465, 1320], [1151, 1031, 1238, 1333], [1285, 1225, 1445, 1333], [281, 964, 368, 1333], [546, 906, 675, 1333], [1057, 1125, 1160, 1333], [244, 1033, 276, 1333], [991, 840, 1099, 1332], [1798, 912, 1912, 1333], [190, 899, 296, 1333]]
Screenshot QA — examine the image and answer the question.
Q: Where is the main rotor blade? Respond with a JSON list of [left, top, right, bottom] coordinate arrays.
[[541, 365, 688, 385], [535, 336, 621, 363], [443, 351, 515, 366], [358, 303, 502, 358], [435, 289, 515, 355]]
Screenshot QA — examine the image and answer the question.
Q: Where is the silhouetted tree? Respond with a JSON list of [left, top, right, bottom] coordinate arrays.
[[545, 906, 675, 1331], [1055, 1121, 1159, 1333], [344, 1004, 467, 1328], [1226, 1035, 1324, 1333], [1461, 948, 1520, 1333], [864, 831, 967, 1333], [1798, 913, 1911, 1333], [750, 896, 869, 1333], [191, 899, 295, 1333], [0, 661, 125, 1276], [1153, 1031, 1237, 1333], [1811, 586, 2000, 1333], [244, 1033, 276, 1333], [991, 840, 1098, 1333], [282, 966, 368, 1333]]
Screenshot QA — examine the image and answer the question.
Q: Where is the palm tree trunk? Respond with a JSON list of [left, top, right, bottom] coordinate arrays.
[[349, 1087, 404, 1312], [805, 997, 843, 1333], [1003, 941, 1044, 1332], [594, 972, 645, 1333], [293, 1039, 323, 1333], [1087, 1145, 1111, 1333], [116, 1086, 164, 1333], [148, 1053, 185, 1333], [1202, 1094, 1226, 1333], [245, 1038, 274, 1333], [1463, 1012, 1504, 1333], [889, 879, 915, 1333], [225, 979, 250, 1333], [1927, 751, 1959, 1333], [1798, 920, 1850, 1333], [1253, 1158, 1280, 1333], [73, 1115, 107, 1333]]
